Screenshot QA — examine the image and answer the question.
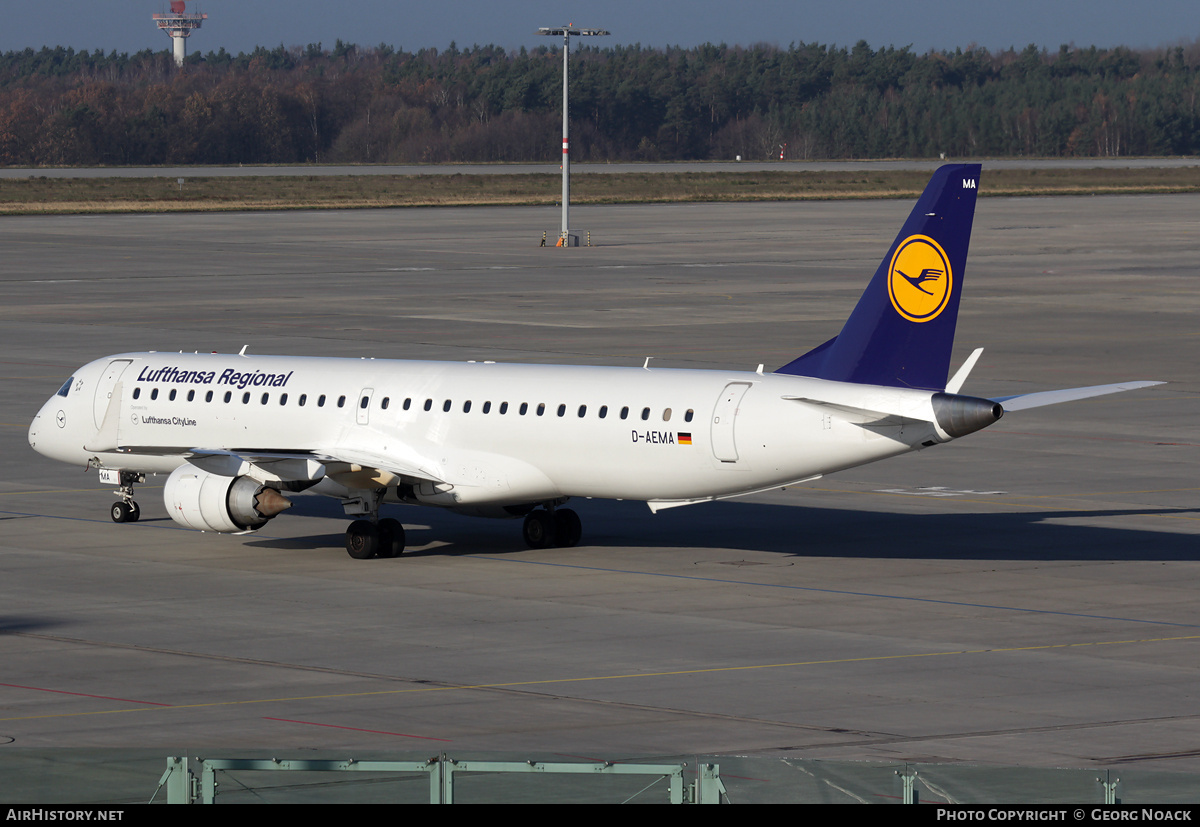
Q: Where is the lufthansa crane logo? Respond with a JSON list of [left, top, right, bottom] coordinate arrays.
[[887, 235, 952, 323]]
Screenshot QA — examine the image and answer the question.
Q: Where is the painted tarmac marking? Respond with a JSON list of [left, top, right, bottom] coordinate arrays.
[[0, 681, 171, 707], [476, 555, 1200, 629], [261, 717, 451, 742], [874, 486, 1007, 497], [2, 634, 1197, 724]]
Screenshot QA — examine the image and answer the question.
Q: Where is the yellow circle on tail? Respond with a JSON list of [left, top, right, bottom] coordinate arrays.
[[887, 235, 952, 323]]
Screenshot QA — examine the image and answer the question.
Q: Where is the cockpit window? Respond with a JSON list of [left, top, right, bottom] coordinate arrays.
[[56, 378, 73, 398]]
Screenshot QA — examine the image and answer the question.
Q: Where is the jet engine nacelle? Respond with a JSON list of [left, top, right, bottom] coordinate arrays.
[[164, 465, 293, 533]]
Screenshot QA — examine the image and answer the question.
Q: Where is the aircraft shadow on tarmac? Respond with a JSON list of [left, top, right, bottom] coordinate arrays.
[[244, 494, 1200, 563], [0, 615, 63, 634]]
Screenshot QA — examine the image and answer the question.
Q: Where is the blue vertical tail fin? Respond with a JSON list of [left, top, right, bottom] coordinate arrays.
[[776, 164, 981, 391]]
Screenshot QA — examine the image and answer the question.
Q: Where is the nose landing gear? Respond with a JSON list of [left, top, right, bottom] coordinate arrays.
[[111, 500, 140, 523], [108, 471, 145, 523]]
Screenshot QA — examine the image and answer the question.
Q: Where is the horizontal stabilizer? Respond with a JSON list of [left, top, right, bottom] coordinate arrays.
[[994, 381, 1164, 412]]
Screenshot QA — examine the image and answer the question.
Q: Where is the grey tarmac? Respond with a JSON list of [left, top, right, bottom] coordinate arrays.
[[0, 191, 1196, 801]]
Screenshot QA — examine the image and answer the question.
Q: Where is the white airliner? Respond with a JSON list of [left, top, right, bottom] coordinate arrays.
[[28, 165, 1160, 559]]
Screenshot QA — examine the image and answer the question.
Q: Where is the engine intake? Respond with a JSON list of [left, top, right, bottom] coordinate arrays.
[[165, 465, 292, 533]]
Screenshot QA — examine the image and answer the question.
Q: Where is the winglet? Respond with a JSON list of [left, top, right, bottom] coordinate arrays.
[[776, 164, 981, 391]]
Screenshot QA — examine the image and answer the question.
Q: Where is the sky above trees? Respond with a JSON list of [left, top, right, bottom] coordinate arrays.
[[3, 1, 1198, 57]]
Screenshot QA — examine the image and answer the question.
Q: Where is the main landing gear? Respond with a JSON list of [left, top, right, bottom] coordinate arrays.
[[109, 471, 144, 523], [341, 489, 407, 560], [342, 505, 582, 558], [345, 517, 406, 560], [522, 506, 582, 549]]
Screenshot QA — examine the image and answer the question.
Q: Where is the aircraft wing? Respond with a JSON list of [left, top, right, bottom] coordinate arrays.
[[106, 445, 449, 487], [993, 381, 1164, 412], [315, 446, 449, 487]]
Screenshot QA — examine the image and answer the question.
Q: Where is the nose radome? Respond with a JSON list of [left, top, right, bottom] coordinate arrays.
[[28, 408, 43, 450]]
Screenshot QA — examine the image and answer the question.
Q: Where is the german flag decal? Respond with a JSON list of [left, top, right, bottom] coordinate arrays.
[[678, 432, 693, 445]]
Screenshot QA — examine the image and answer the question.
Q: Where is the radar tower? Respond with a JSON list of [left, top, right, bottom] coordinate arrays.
[[153, 1, 207, 67]]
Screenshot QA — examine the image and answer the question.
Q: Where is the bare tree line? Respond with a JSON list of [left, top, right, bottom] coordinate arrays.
[[2, 39, 1198, 166]]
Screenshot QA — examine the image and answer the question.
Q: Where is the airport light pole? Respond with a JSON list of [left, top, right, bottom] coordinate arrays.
[[536, 25, 609, 246]]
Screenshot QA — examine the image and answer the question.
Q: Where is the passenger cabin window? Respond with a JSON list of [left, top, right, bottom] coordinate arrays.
[[599, 405, 608, 419], [685, 409, 694, 422], [403, 398, 412, 410], [242, 392, 251, 404], [261, 393, 270, 405], [168, 389, 176, 401], [463, 401, 472, 413], [205, 390, 213, 402], [557, 404, 566, 417], [187, 390, 195, 402], [443, 399, 452, 412], [620, 406, 629, 420], [536, 403, 546, 417], [424, 399, 433, 411], [500, 402, 509, 414], [519, 403, 528, 415], [641, 407, 650, 421], [663, 408, 672, 421], [280, 393, 288, 406], [381, 397, 390, 410], [577, 405, 586, 418], [224, 391, 232, 403], [132, 388, 141, 400], [150, 389, 159, 400], [482, 401, 491, 414], [298, 394, 306, 406], [318, 395, 326, 407], [337, 395, 346, 408], [360, 396, 369, 410]]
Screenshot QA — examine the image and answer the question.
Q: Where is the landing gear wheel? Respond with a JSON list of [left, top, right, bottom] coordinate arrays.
[[110, 472, 145, 523], [376, 518, 406, 558], [111, 501, 139, 523], [553, 508, 582, 547], [523, 511, 555, 549], [345, 519, 380, 560]]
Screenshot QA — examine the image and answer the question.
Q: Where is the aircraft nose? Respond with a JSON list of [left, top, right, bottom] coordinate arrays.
[[28, 410, 42, 450], [28, 398, 60, 455]]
